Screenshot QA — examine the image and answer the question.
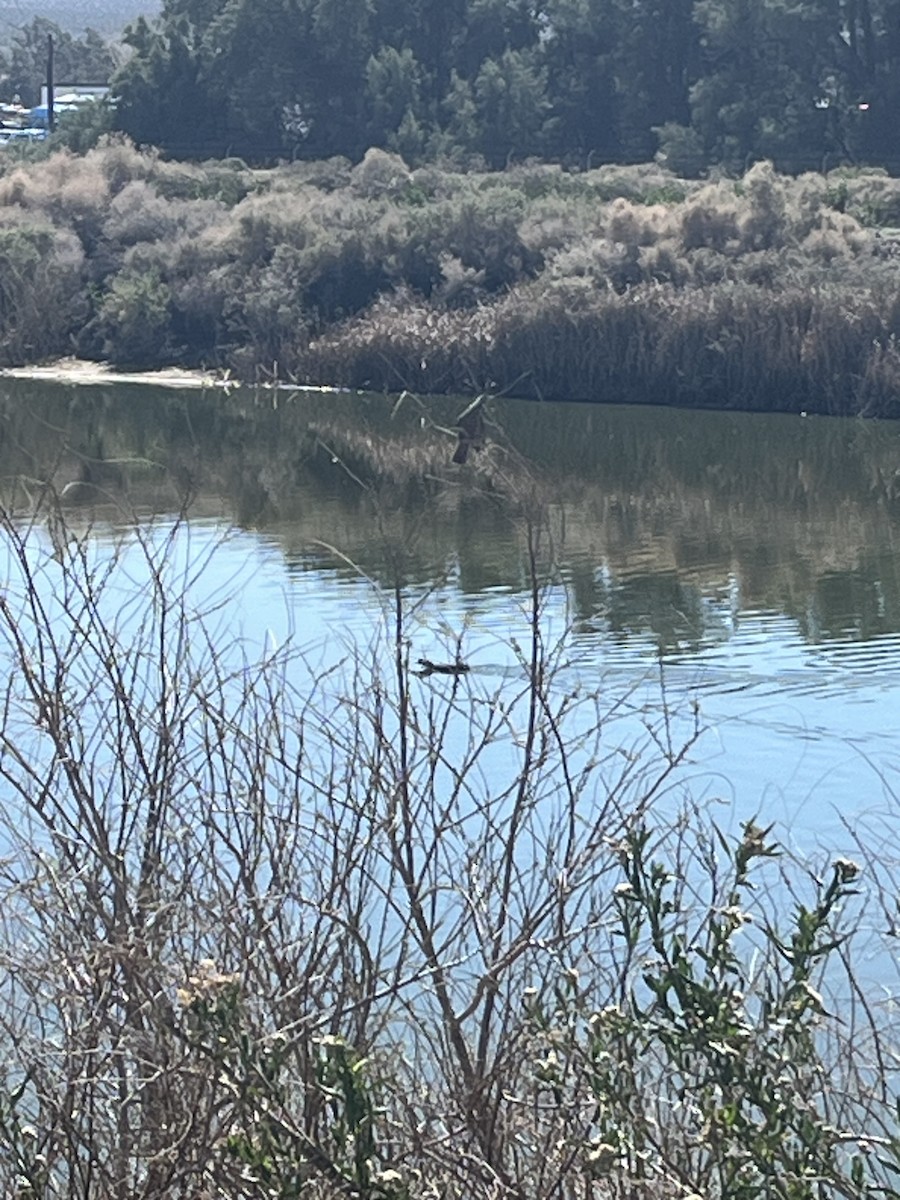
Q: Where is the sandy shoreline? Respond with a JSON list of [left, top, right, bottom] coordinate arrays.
[[0, 359, 361, 396], [0, 358, 232, 390]]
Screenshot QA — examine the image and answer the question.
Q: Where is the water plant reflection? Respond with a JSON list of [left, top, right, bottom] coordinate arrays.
[[1, 379, 899, 655]]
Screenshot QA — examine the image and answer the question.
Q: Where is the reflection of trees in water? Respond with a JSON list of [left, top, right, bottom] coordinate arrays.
[[799, 549, 900, 643], [2, 380, 900, 645], [571, 564, 713, 655]]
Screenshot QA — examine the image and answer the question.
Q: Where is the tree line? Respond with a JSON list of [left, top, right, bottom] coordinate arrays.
[[6, 1, 900, 173], [108, 0, 900, 172]]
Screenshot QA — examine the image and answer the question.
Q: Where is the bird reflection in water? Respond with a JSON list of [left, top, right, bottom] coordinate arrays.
[[452, 394, 486, 464]]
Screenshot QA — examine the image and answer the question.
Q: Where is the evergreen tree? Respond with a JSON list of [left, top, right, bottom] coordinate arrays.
[[115, 14, 223, 156], [472, 47, 550, 165], [364, 45, 425, 148], [838, 0, 900, 164], [104, 0, 900, 171], [614, 0, 697, 160], [690, 0, 828, 168], [539, 0, 621, 164]]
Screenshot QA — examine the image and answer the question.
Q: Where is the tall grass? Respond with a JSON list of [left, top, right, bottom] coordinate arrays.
[[304, 280, 900, 416]]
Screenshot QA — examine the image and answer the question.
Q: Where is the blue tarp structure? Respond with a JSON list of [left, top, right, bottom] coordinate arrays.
[[29, 103, 79, 127]]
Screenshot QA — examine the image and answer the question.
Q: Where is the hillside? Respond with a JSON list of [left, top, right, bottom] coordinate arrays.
[[0, 0, 158, 36]]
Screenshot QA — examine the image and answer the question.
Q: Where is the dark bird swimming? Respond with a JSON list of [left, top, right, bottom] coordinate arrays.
[[416, 657, 471, 677]]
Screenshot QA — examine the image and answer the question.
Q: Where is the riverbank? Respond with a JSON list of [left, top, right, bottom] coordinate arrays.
[[3, 141, 900, 415], [0, 358, 228, 389]]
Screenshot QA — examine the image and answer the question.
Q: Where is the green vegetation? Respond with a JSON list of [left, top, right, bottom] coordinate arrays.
[[2, 143, 900, 415], [6, 0, 900, 178], [101, 0, 900, 173]]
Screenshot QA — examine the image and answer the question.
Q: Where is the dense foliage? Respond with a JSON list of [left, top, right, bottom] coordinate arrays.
[[106, 0, 900, 172], [3, 142, 900, 415]]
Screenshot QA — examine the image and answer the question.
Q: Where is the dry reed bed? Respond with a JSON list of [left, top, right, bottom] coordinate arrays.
[[301, 281, 900, 416]]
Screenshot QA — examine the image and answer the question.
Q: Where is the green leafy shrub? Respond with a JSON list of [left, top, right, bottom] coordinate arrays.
[[154, 158, 257, 206], [174, 962, 406, 1199], [223, 247, 312, 377], [588, 161, 694, 203], [524, 821, 898, 1199], [654, 120, 708, 179], [51, 97, 116, 154], [278, 156, 354, 192], [836, 169, 900, 226], [96, 265, 172, 364], [0, 216, 84, 363]]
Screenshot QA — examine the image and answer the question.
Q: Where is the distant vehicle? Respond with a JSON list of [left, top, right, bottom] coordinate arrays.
[[1, 128, 48, 144]]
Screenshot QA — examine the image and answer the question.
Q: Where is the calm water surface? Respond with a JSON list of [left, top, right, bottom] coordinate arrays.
[[2, 379, 899, 863]]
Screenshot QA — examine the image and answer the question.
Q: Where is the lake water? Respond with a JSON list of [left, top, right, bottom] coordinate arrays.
[[2, 378, 899, 874], [1, 378, 897, 1200]]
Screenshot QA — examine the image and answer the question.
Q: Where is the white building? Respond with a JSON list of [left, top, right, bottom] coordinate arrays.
[[40, 85, 110, 107]]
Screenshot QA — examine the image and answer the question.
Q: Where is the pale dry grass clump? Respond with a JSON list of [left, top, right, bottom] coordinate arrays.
[[530, 163, 873, 300], [604, 196, 675, 245], [801, 215, 868, 262], [542, 237, 636, 291], [300, 289, 495, 393], [83, 134, 165, 194], [349, 146, 413, 197], [518, 197, 605, 257], [0, 151, 112, 250], [678, 187, 742, 252], [104, 180, 226, 249], [674, 164, 871, 263]]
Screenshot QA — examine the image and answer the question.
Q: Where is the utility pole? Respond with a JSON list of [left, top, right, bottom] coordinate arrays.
[[47, 33, 54, 132]]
